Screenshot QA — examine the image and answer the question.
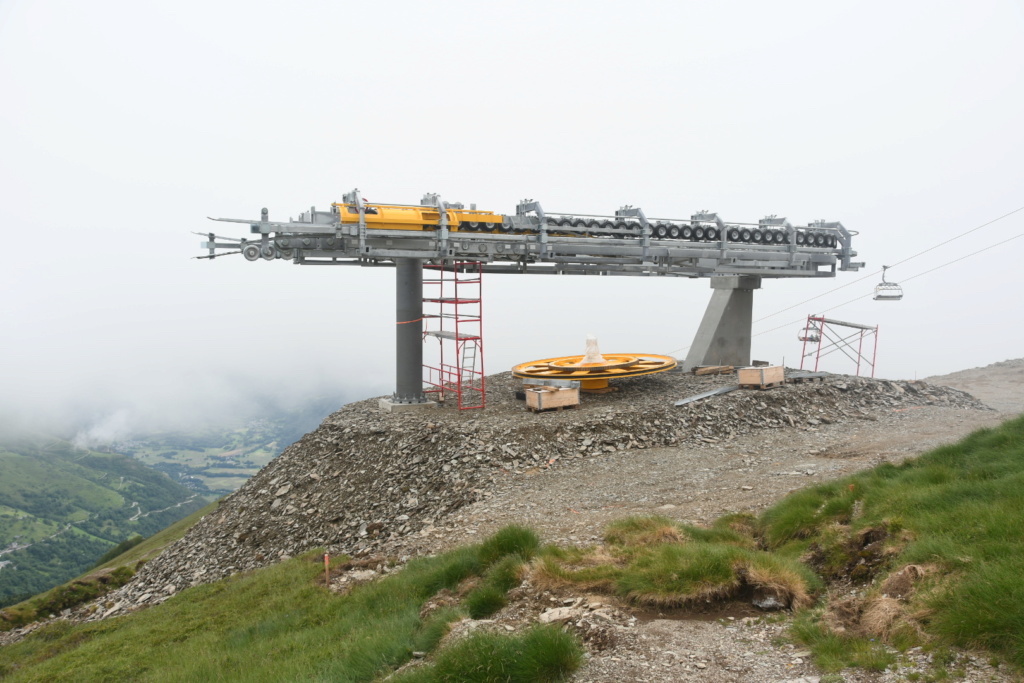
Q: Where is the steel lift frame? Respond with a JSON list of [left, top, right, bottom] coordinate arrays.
[[199, 189, 864, 408]]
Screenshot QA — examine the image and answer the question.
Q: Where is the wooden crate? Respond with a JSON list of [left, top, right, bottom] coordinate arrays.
[[737, 365, 785, 389], [525, 387, 580, 412]]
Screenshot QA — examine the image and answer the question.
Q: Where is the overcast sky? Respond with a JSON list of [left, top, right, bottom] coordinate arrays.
[[1, 0, 1022, 434]]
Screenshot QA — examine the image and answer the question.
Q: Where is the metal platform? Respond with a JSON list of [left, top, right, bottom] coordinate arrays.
[[200, 193, 862, 280], [424, 330, 478, 341]]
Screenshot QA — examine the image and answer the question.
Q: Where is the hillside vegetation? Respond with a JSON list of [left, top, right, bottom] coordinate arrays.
[[3, 417, 1024, 679], [0, 435, 208, 607], [778, 414, 1024, 672], [0, 527, 583, 682], [534, 415, 1024, 675], [0, 501, 218, 631]]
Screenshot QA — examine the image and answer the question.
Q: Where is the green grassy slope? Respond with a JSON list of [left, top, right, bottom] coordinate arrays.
[[0, 527, 582, 683], [763, 414, 1024, 671], [0, 501, 219, 630], [0, 436, 209, 607]]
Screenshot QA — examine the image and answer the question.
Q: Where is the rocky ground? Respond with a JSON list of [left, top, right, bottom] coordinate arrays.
[[5, 359, 1024, 681]]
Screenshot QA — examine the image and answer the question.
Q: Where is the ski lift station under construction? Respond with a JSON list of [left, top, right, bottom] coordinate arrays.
[[200, 189, 866, 410]]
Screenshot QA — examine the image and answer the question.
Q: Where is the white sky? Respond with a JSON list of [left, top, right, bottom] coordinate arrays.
[[1, 0, 1022, 431]]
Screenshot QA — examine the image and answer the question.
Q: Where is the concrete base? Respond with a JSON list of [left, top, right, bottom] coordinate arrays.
[[378, 398, 438, 413], [683, 276, 761, 371]]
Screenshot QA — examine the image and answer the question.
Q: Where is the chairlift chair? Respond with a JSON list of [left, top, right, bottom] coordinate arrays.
[[798, 320, 821, 343], [873, 265, 903, 301]]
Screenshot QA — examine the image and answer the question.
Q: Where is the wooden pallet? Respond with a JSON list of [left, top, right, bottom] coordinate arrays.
[[739, 381, 784, 390], [787, 372, 828, 384], [527, 403, 579, 413], [693, 365, 734, 376]]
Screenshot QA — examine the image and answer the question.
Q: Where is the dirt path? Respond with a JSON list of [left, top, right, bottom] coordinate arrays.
[[412, 362, 1023, 682], [436, 405, 1006, 550]]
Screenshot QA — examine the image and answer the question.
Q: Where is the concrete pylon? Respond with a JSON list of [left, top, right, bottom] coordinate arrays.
[[682, 276, 761, 371]]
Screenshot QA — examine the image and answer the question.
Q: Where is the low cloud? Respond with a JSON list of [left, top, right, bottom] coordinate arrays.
[[71, 408, 133, 449]]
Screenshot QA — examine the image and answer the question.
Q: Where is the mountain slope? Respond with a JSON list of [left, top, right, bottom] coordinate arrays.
[[95, 371, 985, 608], [925, 358, 1024, 414], [0, 435, 208, 606]]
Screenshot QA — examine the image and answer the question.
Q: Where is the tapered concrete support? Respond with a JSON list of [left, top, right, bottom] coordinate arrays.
[[381, 258, 434, 409], [682, 276, 762, 371]]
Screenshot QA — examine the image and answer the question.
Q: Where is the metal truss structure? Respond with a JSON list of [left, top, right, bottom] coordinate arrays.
[[198, 189, 866, 406], [200, 190, 862, 279], [799, 315, 879, 377]]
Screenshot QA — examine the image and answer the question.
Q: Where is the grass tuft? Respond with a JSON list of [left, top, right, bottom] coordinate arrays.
[[464, 554, 526, 618], [927, 556, 1024, 665], [615, 542, 739, 606], [411, 606, 462, 654], [394, 624, 583, 682], [478, 526, 540, 566], [511, 625, 585, 682], [741, 554, 819, 610], [792, 610, 897, 672], [483, 555, 526, 593], [604, 516, 684, 546], [464, 586, 508, 619], [536, 528, 814, 609]]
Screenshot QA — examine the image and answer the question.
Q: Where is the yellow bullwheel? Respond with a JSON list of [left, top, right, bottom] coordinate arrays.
[[512, 336, 677, 393]]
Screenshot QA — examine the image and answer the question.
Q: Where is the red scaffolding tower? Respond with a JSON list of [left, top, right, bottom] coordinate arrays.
[[422, 262, 485, 409], [798, 314, 879, 377]]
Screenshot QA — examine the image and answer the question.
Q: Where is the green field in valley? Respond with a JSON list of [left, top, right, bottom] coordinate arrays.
[[108, 396, 343, 496], [0, 435, 209, 607]]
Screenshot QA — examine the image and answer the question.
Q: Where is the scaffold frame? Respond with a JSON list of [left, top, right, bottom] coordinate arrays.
[[799, 314, 879, 377], [422, 262, 485, 410]]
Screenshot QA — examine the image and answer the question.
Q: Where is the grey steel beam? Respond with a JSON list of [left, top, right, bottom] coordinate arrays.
[[393, 258, 428, 404]]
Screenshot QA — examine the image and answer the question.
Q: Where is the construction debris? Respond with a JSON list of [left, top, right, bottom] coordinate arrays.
[[674, 385, 741, 406], [693, 365, 734, 376]]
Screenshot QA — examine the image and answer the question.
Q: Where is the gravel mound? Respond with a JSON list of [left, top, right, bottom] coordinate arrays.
[[94, 370, 984, 613]]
